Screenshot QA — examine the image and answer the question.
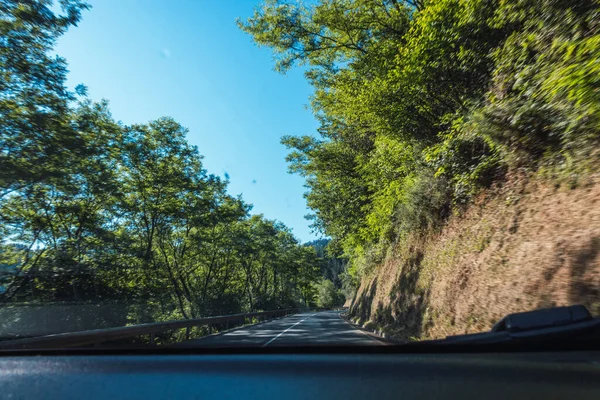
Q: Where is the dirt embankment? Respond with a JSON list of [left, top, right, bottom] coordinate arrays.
[[349, 172, 600, 340]]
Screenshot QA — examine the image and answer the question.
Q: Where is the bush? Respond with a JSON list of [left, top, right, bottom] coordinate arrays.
[[391, 171, 452, 237], [425, 115, 505, 203]]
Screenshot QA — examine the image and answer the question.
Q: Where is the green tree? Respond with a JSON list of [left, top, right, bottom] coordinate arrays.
[[315, 278, 344, 308], [0, 0, 89, 195], [241, 0, 600, 285]]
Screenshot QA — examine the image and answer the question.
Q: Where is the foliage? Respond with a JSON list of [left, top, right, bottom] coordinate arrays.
[[0, 0, 323, 323], [241, 0, 600, 280], [477, 0, 600, 160], [0, 0, 89, 196], [315, 278, 344, 308]]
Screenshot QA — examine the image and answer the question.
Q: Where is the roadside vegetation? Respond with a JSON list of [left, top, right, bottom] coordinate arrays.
[[2, 0, 599, 339], [0, 0, 330, 330], [241, 0, 600, 337]]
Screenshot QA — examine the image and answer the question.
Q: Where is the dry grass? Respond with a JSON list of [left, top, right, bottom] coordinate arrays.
[[349, 171, 600, 340]]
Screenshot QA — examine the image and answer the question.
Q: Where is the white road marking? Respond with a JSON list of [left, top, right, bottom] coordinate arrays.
[[262, 313, 317, 347]]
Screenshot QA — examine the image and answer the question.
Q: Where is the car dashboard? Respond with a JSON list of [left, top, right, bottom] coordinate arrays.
[[2, 348, 600, 399]]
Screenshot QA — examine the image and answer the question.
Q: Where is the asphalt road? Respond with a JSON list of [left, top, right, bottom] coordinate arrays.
[[178, 310, 385, 347]]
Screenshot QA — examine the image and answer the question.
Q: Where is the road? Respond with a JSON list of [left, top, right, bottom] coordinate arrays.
[[178, 310, 385, 347]]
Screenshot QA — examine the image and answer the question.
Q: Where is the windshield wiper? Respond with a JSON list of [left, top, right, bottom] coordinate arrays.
[[424, 305, 600, 346]]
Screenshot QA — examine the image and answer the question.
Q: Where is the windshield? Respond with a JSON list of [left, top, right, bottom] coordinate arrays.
[[1, 0, 599, 350]]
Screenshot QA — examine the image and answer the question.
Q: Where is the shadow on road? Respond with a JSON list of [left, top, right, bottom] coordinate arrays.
[[176, 311, 383, 348]]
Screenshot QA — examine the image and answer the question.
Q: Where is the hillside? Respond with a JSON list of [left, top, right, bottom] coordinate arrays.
[[349, 169, 600, 340], [241, 0, 600, 338]]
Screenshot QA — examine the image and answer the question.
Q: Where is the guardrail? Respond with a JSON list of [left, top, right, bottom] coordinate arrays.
[[0, 308, 300, 350]]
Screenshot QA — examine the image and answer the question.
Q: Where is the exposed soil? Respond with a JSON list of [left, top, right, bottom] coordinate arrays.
[[349, 171, 600, 340]]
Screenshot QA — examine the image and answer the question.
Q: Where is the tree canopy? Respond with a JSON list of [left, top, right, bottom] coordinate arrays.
[[0, 0, 325, 329], [240, 0, 600, 282]]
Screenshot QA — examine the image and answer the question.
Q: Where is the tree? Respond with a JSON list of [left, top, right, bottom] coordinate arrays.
[[241, 0, 600, 283], [315, 278, 344, 308], [0, 0, 89, 196], [0, 1, 328, 328], [0, 99, 122, 303]]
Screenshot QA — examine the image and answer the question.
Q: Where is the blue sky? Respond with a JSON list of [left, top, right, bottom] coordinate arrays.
[[55, 0, 320, 242]]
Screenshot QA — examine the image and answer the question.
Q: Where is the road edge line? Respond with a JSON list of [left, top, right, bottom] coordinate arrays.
[[338, 312, 389, 346]]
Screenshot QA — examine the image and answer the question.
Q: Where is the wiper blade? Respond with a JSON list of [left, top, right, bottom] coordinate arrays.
[[426, 305, 600, 346]]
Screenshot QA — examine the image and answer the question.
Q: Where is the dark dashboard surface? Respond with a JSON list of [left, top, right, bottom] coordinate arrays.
[[2, 350, 600, 399]]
